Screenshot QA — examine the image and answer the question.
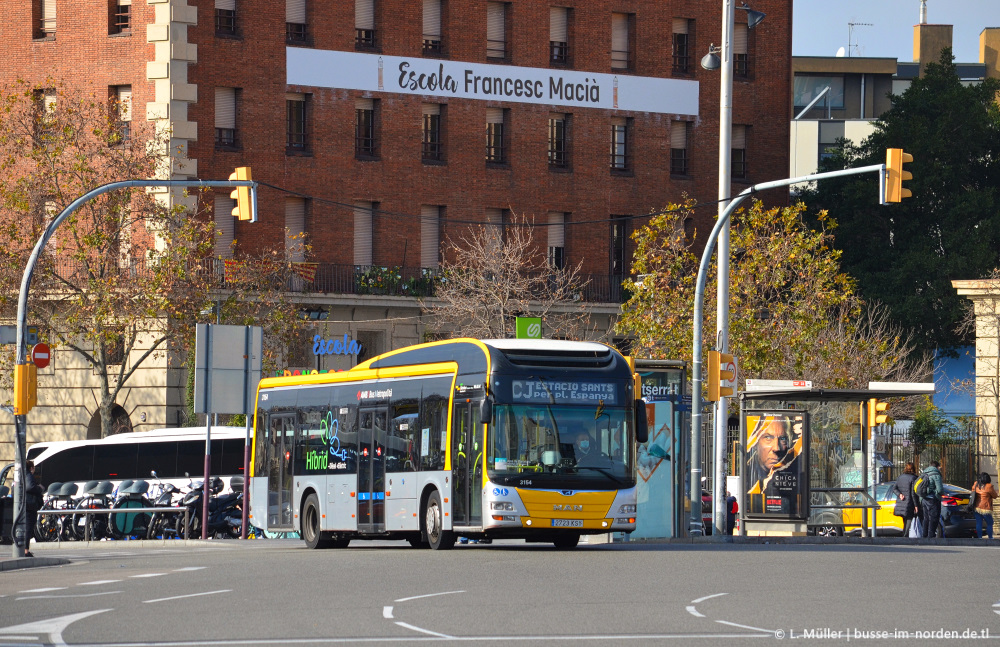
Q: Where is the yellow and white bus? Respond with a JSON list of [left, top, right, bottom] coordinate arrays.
[[248, 338, 648, 549]]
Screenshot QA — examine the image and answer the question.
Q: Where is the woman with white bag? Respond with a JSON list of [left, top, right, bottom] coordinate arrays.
[[891, 462, 919, 537]]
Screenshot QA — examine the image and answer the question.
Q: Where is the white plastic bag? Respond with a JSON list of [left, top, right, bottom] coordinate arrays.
[[909, 517, 922, 538]]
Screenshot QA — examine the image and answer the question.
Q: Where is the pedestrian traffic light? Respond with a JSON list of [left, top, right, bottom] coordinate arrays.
[[707, 350, 736, 402], [868, 398, 890, 428], [885, 148, 913, 203], [13, 362, 37, 415], [229, 166, 254, 221]]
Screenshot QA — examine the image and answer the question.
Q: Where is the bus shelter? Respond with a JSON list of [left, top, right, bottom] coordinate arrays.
[[737, 382, 933, 537]]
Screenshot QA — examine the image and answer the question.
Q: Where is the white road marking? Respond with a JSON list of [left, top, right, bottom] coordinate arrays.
[[394, 621, 453, 638], [0, 608, 110, 647], [691, 592, 728, 604], [685, 605, 705, 618], [394, 590, 465, 603], [173, 566, 207, 571], [78, 580, 121, 586], [716, 619, 775, 634], [143, 589, 231, 604], [129, 573, 166, 578], [382, 607, 393, 619], [0, 636, 38, 641], [18, 587, 66, 593], [17, 591, 121, 601]]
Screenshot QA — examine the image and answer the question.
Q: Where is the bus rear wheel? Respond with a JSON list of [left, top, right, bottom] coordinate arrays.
[[424, 491, 455, 550], [302, 493, 332, 549], [553, 533, 580, 549]]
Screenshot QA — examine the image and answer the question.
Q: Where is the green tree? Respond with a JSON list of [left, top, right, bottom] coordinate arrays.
[[616, 199, 930, 388], [802, 49, 1000, 353], [909, 395, 958, 459]]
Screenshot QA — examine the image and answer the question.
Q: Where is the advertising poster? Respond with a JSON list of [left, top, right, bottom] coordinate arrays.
[[744, 411, 809, 519]]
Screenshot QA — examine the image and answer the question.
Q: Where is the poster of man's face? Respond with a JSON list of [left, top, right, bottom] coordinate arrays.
[[744, 412, 808, 518]]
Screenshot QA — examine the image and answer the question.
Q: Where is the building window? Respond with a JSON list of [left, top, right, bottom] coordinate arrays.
[[670, 120, 689, 176], [214, 195, 235, 259], [423, 0, 443, 54], [110, 0, 131, 34], [672, 18, 691, 74], [550, 7, 569, 65], [731, 124, 748, 179], [356, 0, 376, 49], [215, 87, 239, 149], [216, 0, 237, 36], [734, 23, 749, 77], [420, 205, 441, 268], [818, 120, 845, 166], [104, 331, 127, 366], [37, 89, 57, 141], [793, 75, 845, 111], [548, 113, 568, 168], [422, 103, 443, 162], [485, 207, 507, 247], [111, 85, 132, 144], [547, 212, 565, 270], [485, 107, 506, 164], [355, 98, 378, 158], [611, 13, 632, 71], [286, 93, 308, 151], [37, 0, 56, 38], [486, 2, 507, 60], [610, 117, 630, 171], [610, 215, 630, 279], [354, 201, 375, 267], [287, 0, 307, 43], [286, 197, 307, 262]]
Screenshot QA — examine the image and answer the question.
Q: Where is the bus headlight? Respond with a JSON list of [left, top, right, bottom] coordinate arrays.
[[618, 504, 636, 514], [491, 502, 514, 511]]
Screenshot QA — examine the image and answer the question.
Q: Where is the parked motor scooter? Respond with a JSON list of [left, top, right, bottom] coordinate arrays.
[[175, 476, 243, 539]]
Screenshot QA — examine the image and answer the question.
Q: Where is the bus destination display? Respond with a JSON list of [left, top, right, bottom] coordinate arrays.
[[510, 380, 618, 405]]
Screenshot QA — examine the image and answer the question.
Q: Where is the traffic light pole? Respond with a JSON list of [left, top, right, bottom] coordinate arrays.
[[690, 163, 885, 539], [9, 177, 256, 558]]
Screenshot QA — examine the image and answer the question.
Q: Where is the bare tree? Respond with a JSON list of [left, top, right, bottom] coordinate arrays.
[[422, 219, 591, 340]]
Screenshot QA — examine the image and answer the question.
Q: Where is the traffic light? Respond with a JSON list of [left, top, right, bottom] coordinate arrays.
[[868, 398, 890, 428], [229, 166, 254, 221], [13, 362, 37, 415], [885, 148, 913, 203], [707, 350, 736, 402]]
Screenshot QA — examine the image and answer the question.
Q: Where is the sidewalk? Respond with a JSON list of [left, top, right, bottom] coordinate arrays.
[[0, 538, 238, 571]]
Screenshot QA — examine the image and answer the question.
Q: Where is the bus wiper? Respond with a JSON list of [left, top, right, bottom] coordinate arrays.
[[576, 465, 624, 484]]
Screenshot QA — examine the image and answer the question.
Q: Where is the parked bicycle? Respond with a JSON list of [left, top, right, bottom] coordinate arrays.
[[70, 480, 115, 541]]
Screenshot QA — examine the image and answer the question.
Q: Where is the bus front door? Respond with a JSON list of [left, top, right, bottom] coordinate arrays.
[[267, 413, 296, 530], [358, 407, 387, 533], [451, 401, 483, 527]]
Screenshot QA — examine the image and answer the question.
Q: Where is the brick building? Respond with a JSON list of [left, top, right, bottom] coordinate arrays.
[[1, 0, 792, 440]]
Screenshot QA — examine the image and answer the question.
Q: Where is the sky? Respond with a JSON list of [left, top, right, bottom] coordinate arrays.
[[792, 0, 997, 62]]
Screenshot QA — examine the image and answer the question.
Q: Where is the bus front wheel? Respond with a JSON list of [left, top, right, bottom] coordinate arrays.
[[302, 493, 332, 549], [553, 533, 580, 549], [424, 491, 455, 550]]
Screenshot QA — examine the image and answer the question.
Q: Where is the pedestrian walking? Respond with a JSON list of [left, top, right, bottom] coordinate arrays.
[[970, 472, 998, 539], [890, 462, 918, 537], [21, 460, 43, 557], [725, 491, 738, 535], [918, 460, 944, 538]]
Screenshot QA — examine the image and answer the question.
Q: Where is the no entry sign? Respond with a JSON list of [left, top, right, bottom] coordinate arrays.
[[30, 343, 50, 369]]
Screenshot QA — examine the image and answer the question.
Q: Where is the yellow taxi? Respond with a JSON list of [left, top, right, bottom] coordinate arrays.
[[841, 482, 975, 537]]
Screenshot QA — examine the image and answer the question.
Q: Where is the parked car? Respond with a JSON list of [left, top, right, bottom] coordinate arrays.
[[808, 490, 846, 537], [841, 482, 977, 538]]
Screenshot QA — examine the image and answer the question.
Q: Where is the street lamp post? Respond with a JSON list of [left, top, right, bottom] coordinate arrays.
[[690, 1, 765, 538]]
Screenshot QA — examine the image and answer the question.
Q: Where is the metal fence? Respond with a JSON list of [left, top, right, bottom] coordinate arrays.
[[884, 418, 980, 488]]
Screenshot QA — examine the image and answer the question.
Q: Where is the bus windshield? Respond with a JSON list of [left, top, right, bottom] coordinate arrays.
[[487, 403, 633, 487]]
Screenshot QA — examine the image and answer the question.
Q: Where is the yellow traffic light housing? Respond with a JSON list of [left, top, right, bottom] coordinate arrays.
[[868, 398, 890, 428], [707, 350, 736, 402], [13, 362, 37, 415], [229, 166, 254, 221], [885, 148, 913, 203]]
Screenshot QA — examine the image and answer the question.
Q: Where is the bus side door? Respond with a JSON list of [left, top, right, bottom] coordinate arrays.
[[451, 401, 483, 527], [266, 413, 296, 530], [358, 407, 387, 533]]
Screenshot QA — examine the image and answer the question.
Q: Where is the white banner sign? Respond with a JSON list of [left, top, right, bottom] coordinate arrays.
[[287, 48, 699, 116]]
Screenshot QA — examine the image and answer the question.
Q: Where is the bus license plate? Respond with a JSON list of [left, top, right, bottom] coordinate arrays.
[[551, 519, 583, 528]]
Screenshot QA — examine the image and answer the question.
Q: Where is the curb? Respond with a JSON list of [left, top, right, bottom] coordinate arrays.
[[0, 556, 71, 571]]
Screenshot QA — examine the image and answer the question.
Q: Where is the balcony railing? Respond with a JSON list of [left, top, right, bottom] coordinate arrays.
[[38, 258, 631, 304]]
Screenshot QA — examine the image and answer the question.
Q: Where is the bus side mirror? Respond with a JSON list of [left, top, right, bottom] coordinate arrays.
[[634, 400, 648, 444], [479, 398, 493, 424]]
